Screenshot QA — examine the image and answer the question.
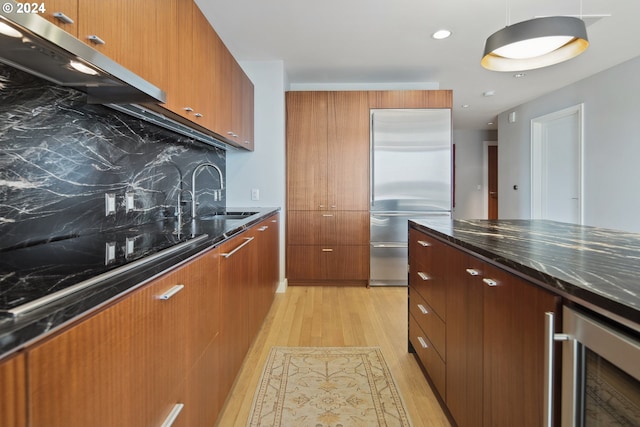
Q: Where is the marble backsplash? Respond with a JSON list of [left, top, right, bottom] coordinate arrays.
[[0, 64, 225, 251]]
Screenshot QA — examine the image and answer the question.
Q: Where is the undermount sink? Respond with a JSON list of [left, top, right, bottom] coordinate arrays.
[[198, 211, 258, 221]]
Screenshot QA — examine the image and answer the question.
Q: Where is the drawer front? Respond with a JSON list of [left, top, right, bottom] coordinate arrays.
[[410, 314, 446, 399], [410, 288, 445, 361], [410, 264, 446, 321], [287, 245, 369, 280], [409, 228, 434, 272], [287, 211, 369, 245]]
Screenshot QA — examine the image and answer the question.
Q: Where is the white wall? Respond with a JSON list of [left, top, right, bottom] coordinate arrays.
[[452, 129, 496, 219], [226, 60, 288, 290], [498, 56, 640, 232]]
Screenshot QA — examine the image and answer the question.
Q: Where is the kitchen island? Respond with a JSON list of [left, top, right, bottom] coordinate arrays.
[[408, 218, 640, 427]]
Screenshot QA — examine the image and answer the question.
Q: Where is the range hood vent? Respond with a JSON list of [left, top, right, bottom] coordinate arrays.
[[0, 8, 165, 104]]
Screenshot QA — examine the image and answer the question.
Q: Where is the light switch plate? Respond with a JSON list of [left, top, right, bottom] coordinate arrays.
[[105, 193, 116, 216], [125, 192, 135, 213], [251, 188, 260, 201]]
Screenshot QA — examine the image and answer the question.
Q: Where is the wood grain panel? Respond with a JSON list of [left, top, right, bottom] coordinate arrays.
[[428, 90, 453, 108], [482, 264, 560, 427], [445, 251, 484, 427], [410, 288, 445, 361], [327, 91, 370, 210], [41, 0, 78, 36], [163, 0, 193, 120], [287, 211, 369, 245], [78, 0, 175, 92], [409, 314, 446, 398], [287, 245, 368, 281], [0, 353, 26, 427], [286, 91, 328, 210], [369, 90, 405, 108]]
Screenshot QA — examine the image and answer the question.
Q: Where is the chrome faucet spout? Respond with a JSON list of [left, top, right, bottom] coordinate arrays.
[[191, 163, 224, 218]]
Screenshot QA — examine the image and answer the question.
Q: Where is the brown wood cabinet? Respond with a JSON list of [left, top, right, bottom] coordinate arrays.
[[41, 0, 78, 34], [409, 225, 561, 427], [0, 353, 26, 427], [286, 91, 370, 285], [369, 90, 453, 109]]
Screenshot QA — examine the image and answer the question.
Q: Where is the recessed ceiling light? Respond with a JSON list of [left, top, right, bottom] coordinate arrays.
[[432, 30, 452, 40], [461, 104, 470, 108], [513, 73, 527, 78], [483, 90, 495, 97], [488, 122, 494, 125]]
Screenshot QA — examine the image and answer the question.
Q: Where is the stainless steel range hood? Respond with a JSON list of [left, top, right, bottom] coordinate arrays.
[[0, 7, 165, 104]]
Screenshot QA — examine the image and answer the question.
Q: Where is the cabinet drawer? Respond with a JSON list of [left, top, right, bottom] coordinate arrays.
[[409, 228, 434, 272], [410, 288, 445, 361], [410, 314, 445, 399], [410, 265, 446, 321], [287, 245, 368, 281], [287, 211, 369, 245]]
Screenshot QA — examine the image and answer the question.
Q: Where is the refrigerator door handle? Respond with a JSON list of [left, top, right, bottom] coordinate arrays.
[[371, 242, 408, 248], [370, 112, 376, 207], [371, 212, 451, 217]]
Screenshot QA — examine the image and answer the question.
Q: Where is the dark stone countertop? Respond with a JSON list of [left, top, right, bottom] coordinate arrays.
[[0, 207, 280, 359], [409, 219, 640, 332]]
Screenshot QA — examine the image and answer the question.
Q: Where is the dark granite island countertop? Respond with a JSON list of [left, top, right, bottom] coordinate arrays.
[[409, 219, 640, 332]]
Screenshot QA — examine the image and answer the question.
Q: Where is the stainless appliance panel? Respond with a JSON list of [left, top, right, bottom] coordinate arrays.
[[369, 244, 407, 287], [554, 306, 640, 427], [371, 109, 452, 212]]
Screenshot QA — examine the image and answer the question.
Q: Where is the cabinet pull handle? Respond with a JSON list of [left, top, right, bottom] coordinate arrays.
[[417, 240, 431, 247], [158, 284, 184, 300], [87, 35, 106, 45], [258, 226, 268, 231], [183, 107, 193, 112], [322, 214, 334, 217], [543, 312, 571, 427], [53, 12, 74, 24], [227, 131, 238, 138], [222, 237, 254, 258], [417, 272, 429, 281], [482, 278, 498, 287], [161, 403, 184, 427], [194, 113, 203, 118], [417, 304, 429, 314], [417, 336, 429, 349], [322, 248, 333, 252], [466, 268, 480, 276]]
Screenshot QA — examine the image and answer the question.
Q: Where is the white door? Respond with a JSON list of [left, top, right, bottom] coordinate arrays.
[[531, 104, 583, 224]]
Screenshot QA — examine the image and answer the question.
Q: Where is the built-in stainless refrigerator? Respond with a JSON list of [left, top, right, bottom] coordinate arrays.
[[370, 109, 452, 286]]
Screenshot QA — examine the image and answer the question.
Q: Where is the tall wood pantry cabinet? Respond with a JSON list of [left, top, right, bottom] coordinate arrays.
[[286, 91, 370, 285]]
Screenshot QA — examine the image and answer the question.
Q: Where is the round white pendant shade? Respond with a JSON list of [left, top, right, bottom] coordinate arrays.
[[482, 16, 589, 72]]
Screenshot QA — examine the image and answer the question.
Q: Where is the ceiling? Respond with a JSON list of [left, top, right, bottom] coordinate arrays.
[[196, 0, 640, 130]]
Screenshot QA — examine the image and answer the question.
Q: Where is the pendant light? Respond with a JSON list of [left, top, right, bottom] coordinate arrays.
[[481, 2, 589, 72]]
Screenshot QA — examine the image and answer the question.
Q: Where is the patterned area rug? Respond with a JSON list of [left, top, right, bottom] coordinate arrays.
[[247, 347, 412, 427]]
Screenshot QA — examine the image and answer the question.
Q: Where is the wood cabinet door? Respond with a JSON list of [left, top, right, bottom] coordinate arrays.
[[163, 0, 194, 121], [482, 264, 560, 427], [218, 229, 257, 397], [241, 70, 255, 150], [286, 91, 329, 210], [0, 353, 26, 427], [327, 91, 370, 210], [213, 34, 234, 140], [445, 251, 484, 427], [287, 211, 369, 245], [41, 0, 78, 36], [27, 263, 192, 427], [77, 0, 174, 92]]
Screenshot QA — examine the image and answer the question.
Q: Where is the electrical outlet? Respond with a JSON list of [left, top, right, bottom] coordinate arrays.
[[251, 188, 260, 201], [105, 193, 116, 216], [105, 242, 116, 265], [125, 192, 135, 213], [125, 236, 136, 257]]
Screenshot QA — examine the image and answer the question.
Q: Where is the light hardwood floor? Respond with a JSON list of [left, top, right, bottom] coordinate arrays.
[[215, 286, 452, 426]]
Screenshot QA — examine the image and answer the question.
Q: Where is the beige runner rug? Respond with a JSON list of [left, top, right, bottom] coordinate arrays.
[[247, 346, 412, 427]]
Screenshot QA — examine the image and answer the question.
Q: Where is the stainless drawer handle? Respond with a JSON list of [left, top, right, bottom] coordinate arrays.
[[194, 113, 203, 118], [417, 336, 429, 349], [417, 304, 429, 314], [417, 240, 431, 247], [483, 278, 498, 287], [161, 403, 184, 427], [183, 107, 194, 112], [222, 237, 254, 258], [322, 248, 333, 252], [417, 272, 429, 281], [53, 12, 74, 24], [258, 226, 269, 231], [322, 214, 334, 217], [87, 35, 106, 45], [466, 268, 480, 276], [158, 284, 184, 300]]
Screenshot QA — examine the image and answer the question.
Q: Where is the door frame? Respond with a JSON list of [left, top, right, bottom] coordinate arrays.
[[530, 103, 584, 224], [483, 140, 497, 219]]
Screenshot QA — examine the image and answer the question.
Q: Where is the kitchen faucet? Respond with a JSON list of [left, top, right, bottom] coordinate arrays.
[[191, 162, 224, 218]]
